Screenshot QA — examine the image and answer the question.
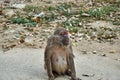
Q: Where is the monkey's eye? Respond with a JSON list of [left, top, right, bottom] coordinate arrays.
[[60, 32, 64, 35], [64, 31, 68, 35], [60, 31, 68, 36]]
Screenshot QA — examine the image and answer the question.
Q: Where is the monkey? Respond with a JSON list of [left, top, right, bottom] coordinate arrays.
[[53, 28, 76, 76], [44, 35, 77, 80], [45, 28, 71, 70], [44, 28, 80, 80]]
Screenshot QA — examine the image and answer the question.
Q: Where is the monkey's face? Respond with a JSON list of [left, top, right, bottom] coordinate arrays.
[[60, 30, 69, 45]]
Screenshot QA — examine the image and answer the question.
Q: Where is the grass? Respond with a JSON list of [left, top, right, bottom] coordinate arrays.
[[24, 5, 42, 13], [9, 2, 120, 32], [87, 6, 117, 19], [3, 24, 9, 30], [10, 17, 37, 27], [48, 3, 73, 17]]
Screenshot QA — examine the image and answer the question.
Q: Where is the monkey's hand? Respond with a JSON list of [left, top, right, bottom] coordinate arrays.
[[49, 74, 54, 80], [71, 78, 81, 80]]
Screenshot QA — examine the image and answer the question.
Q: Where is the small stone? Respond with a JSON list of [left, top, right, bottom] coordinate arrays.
[[117, 59, 120, 61], [19, 39, 24, 43], [82, 13, 90, 17], [101, 54, 106, 57], [25, 36, 34, 45], [11, 3, 26, 9], [115, 59, 120, 61], [33, 12, 45, 17], [92, 51, 97, 54], [79, 22, 82, 26], [82, 74, 94, 77], [39, 46, 42, 48], [85, 23, 92, 26], [109, 50, 116, 53], [5, 10, 15, 17], [82, 50, 87, 54]]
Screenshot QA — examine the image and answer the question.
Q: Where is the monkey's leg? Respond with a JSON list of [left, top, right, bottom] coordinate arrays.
[[44, 47, 48, 70], [46, 58, 54, 80], [45, 50, 54, 80]]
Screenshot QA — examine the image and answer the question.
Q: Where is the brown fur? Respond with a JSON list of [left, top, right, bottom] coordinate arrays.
[[44, 28, 80, 80], [0, 4, 2, 15]]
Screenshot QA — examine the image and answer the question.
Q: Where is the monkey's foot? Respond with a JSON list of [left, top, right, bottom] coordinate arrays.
[[76, 78, 82, 80], [52, 71, 59, 78], [49, 74, 55, 80], [49, 76, 54, 80], [71, 78, 82, 80], [65, 70, 71, 76]]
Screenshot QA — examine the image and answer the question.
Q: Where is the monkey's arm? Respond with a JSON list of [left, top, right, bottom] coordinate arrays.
[[44, 47, 54, 80], [68, 53, 76, 80]]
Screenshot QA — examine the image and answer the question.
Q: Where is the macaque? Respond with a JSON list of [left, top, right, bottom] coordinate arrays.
[[44, 28, 80, 80]]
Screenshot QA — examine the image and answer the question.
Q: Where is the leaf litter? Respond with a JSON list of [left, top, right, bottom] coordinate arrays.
[[0, 0, 119, 53]]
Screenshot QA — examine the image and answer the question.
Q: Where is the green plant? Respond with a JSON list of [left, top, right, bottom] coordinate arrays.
[[3, 24, 9, 30], [55, 3, 72, 11], [10, 17, 28, 24], [87, 6, 117, 19], [112, 16, 120, 25], [24, 5, 42, 13], [55, 3, 73, 17], [88, 8, 105, 18], [10, 17, 36, 27], [69, 26, 78, 33]]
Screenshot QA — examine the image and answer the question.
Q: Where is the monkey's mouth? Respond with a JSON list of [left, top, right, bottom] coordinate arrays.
[[63, 39, 69, 45]]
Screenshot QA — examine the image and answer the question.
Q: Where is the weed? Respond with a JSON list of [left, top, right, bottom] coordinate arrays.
[[55, 3, 72, 11], [10, 17, 36, 27], [54, 3, 73, 17], [24, 5, 42, 13], [10, 17, 29, 24], [3, 24, 9, 30], [44, 11, 56, 22], [87, 6, 117, 19], [62, 19, 79, 33], [69, 26, 78, 33]]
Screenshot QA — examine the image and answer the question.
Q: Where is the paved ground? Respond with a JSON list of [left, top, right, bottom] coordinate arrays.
[[0, 46, 120, 80], [0, 0, 120, 80]]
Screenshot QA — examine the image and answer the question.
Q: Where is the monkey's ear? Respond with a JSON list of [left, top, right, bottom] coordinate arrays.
[[48, 37, 55, 45]]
